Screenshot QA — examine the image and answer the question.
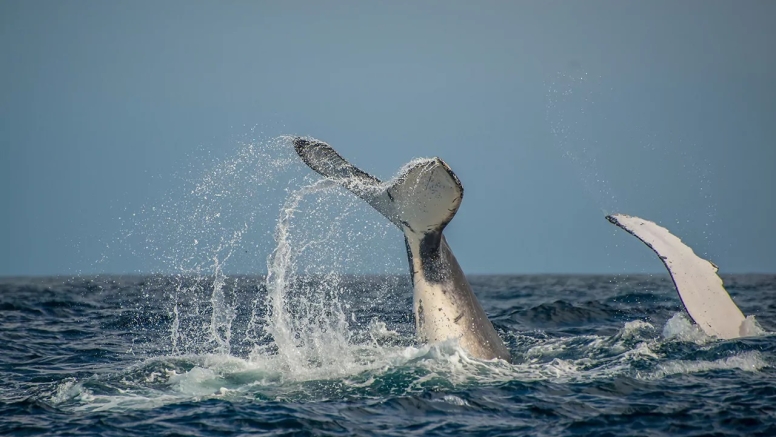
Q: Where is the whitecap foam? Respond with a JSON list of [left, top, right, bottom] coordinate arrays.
[[441, 395, 469, 406], [739, 315, 768, 337], [620, 320, 655, 339], [647, 351, 767, 379], [168, 366, 222, 397], [662, 312, 711, 344], [661, 310, 769, 343], [367, 318, 401, 342], [48, 315, 769, 413], [49, 377, 79, 405]]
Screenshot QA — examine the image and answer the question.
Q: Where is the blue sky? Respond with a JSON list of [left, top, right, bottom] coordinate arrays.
[[2, 1, 774, 275]]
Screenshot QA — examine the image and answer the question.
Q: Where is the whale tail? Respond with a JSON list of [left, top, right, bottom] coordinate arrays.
[[293, 137, 463, 236]]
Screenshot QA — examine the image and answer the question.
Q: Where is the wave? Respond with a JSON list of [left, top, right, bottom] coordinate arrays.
[[38, 311, 769, 414]]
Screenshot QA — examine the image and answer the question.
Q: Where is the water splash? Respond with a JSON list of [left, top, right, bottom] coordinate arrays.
[[740, 315, 767, 337], [662, 312, 711, 344], [262, 178, 348, 375], [43, 308, 771, 413], [119, 135, 405, 371], [122, 136, 302, 356], [170, 280, 181, 354]]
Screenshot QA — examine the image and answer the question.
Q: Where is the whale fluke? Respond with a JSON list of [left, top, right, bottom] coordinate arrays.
[[293, 137, 511, 361], [606, 213, 746, 339], [293, 137, 463, 237]]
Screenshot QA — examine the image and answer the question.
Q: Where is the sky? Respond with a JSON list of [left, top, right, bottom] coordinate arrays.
[[2, 0, 774, 276]]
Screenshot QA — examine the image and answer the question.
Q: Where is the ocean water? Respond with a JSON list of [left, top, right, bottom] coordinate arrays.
[[2, 274, 775, 436]]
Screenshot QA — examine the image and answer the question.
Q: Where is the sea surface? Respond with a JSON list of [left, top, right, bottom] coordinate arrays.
[[1, 274, 775, 436]]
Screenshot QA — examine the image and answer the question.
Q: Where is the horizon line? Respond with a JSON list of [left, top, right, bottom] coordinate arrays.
[[2, 271, 775, 280]]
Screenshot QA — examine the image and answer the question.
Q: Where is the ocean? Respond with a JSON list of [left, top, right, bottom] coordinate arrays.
[[2, 274, 774, 436]]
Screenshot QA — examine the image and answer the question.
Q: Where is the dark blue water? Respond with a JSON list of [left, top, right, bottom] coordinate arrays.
[[2, 274, 774, 436]]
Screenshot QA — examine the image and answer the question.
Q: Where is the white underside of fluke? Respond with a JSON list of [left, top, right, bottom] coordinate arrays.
[[607, 214, 747, 339]]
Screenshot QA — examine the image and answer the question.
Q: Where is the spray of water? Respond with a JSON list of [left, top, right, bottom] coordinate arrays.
[[262, 179, 352, 375], [208, 225, 246, 355], [118, 135, 407, 374], [68, 135, 766, 412]]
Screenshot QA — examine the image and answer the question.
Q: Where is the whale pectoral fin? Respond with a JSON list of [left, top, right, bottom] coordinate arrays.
[[293, 137, 463, 235], [606, 214, 746, 339]]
